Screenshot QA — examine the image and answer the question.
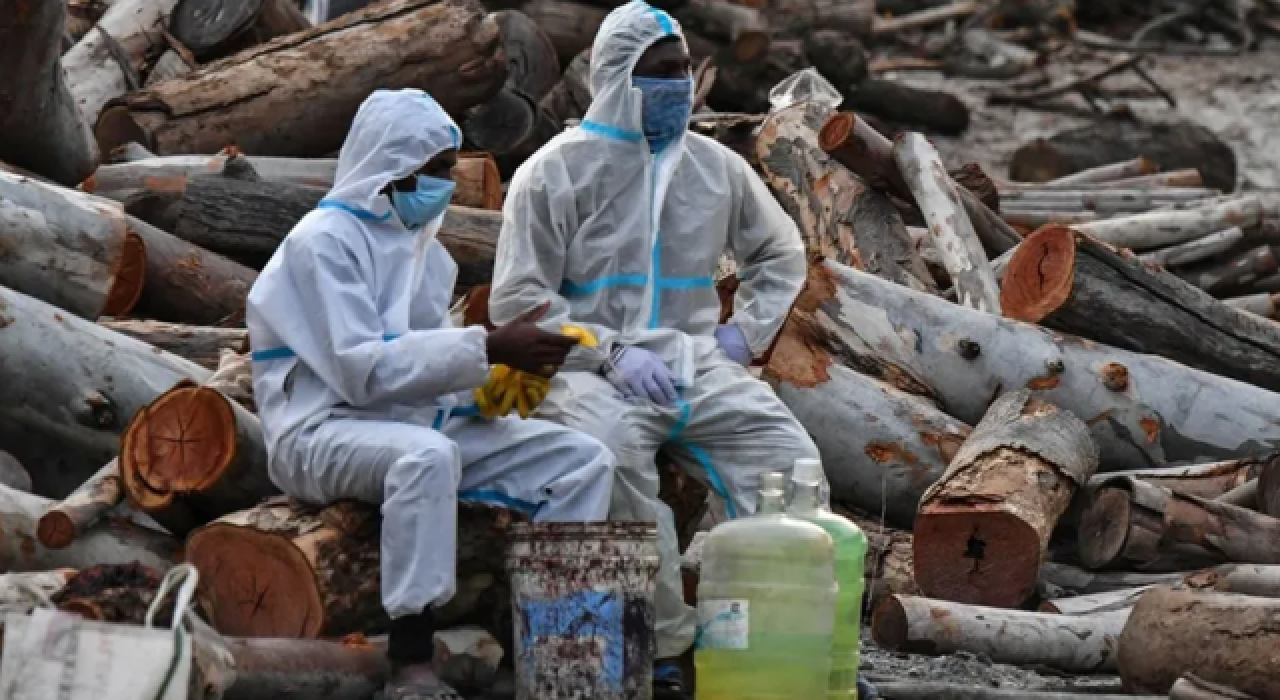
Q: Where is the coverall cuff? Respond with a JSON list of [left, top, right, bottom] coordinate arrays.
[[728, 316, 777, 357], [403, 325, 491, 392]]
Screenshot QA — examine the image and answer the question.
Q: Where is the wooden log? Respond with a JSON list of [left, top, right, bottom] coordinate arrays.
[[914, 390, 1098, 608], [1169, 675, 1258, 700], [1224, 292, 1280, 320], [1000, 225, 1280, 392], [1001, 209, 1100, 229], [185, 498, 518, 638], [1217, 478, 1257, 508], [1000, 169, 1207, 193], [127, 214, 259, 325], [0, 0, 99, 187], [894, 132, 1000, 312], [764, 0, 874, 37], [98, 320, 248, 370], [1046, 158, 1158, 186], [872, 0, 980, 35], [764, 314, 971, 526], [842, 79, 970, 136], [1174, 245, 1279, 297], [1000, 189, 1223, 215], [1080, 476, 1280, 571], [1258, 454, 1280, 517], [170, 0, 309, 61], [795, 259, 1280, 470], [1087, 459, 1265, 500], [36, 460, 123, 550], [1010, 121, 1238, 192], [0, 482, 176, 572], [1138, 228, 1244, 267], [198, 633, 391, 700], [872, 594, 1128, 673], [95, 0, 506, 157], [144, 49, 194, 87], [0, 285, 209, 497], [539, 48, 592, 127], [66, 0, 110, 44], [870, 684, 1154, 700], [461, 88, 561, 178], [1118, 587, 1280, 696], [1043, 562, 1280, 599], [494, 10, 561, 102], [1039, 586, 1151, 615], [673, 0, 770, 62], [0, 171, 145, 319], [696, 34, 809, 114], [85, 153, 338, 201], [121, 380, 275, 536], [842, 513, 920, 605], [802, 30, 869, 91], [521, 0, 605, 66], [1073, 196, 1263, 251], [755, 102, 936, 292], [63, 0, 181, 128], [0, 451, 32, 493]]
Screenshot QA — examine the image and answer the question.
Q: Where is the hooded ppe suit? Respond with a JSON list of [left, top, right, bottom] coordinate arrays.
[[488, 2, 819, 658], [247, 89, 615, 619]]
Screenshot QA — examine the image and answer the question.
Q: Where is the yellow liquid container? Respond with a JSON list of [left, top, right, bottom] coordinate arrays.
[[695, 472, 837, 700], [788, 458, 869, 699]]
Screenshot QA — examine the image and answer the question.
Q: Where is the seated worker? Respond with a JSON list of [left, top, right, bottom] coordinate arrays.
[[246, 89, 615, 700], [489, 2, 833, 696]]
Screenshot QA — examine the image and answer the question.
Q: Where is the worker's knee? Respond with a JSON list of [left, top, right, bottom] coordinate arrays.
[[382, 433, 462, 499]]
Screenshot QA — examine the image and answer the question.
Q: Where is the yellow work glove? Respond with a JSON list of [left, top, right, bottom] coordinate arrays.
[[474, 326, 596, 419]]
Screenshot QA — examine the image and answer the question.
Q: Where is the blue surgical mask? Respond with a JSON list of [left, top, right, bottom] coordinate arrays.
[[390, 174, 455, 231], [633, 76, 692, 153]]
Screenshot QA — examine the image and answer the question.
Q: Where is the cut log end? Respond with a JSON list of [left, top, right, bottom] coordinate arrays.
[[912, 508, 1042, 607], [36, 512, 77, 550], [1078, 486, 1132, 570], [818, 112, 855, 154], [186, 522, 325, 638], [1000, 224, 1077, 323], [102, 231, 147, 316], [121, 385, 237, 510], [869, 594, 909, 650], [95, 106, 151, 157], [731, 31, 770, 62]]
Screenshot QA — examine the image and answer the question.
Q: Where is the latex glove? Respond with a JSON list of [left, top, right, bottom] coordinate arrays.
[[714, 324, 752, 366], [604, 346, 678, 405]]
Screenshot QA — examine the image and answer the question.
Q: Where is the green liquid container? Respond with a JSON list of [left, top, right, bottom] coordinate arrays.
[[788, 458, 868, 700], [695, 472, 837, 700]]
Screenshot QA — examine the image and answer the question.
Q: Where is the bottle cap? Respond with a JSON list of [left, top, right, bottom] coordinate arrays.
[[760, 471, 788, 492], [793, 458, 824, 486]]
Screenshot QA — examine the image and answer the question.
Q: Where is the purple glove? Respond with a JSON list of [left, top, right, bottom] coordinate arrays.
[[714, 324, 752, 366], [603, 346, 678, 405]]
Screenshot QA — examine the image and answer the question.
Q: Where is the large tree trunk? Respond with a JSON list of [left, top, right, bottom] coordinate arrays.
[[755, 102, 936, 292], [872, 594, 1128, 673], [539, 48, 592, 127], [673, 0, 770, 62], [0, 285, 209, 497], [0, 482, 176, 572], [0, 172, 145, 319], [95, 0, 507, 157], [63, 0, 181, 128], [494, 10, 561, 101], [1010, 121, 1238, 192], [914, 390, 1098, 608], [36, 460, 123, 550], [796, 259, 1280, 470], [1001, 225, 1280, 392], [521, 0, 606, 66], [121, 380, 275, 536], [0, 0, 98, 187], [461, 87, 562, 179], [1079, 476, 1280, 571], [99, 320, 248, 370], [764, 315, 971, 526], [127, 214, 259, 325], [1118, 587, 1280, 696], [185, 498, 519, 638], [169, 0, 309, 61]]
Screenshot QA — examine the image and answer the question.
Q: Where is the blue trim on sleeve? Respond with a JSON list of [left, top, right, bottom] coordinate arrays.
[[581, 120, 646, 143], [250, 346, 296, 361]]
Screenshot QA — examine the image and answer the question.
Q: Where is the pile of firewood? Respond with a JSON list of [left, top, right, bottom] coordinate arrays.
[[3, 0, 1280, 696]]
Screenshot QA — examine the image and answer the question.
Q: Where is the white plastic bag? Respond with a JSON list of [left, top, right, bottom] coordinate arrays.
[[0, 563, 200, 700]]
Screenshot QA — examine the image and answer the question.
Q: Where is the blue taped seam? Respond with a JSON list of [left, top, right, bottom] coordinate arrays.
[[580, 120, 645, 143], [668, 400, 737, 518], [451, 404, 481, 418], [560, 274, 649, 297], [251, 345, 296, 361], [648, 5, 675, 34], [317, 199, 393, 222], [448, 124, 461, 150], [458, 489, 543, 517], [382, 332, 402, 341], [431, 410, 445, 431]]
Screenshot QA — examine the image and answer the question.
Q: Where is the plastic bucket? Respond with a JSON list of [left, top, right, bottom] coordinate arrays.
[[506, 522, 660, 700]]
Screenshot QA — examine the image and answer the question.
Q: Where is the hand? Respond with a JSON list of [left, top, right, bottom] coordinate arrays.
[[714, 324, 752, 367], [486, 302, 579, 377], [604, 346, 678, 405]]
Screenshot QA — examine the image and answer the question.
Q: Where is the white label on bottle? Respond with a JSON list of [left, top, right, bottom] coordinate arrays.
[[697, 599, 749, 650]]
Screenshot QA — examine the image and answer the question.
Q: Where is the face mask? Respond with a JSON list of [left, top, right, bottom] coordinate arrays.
[[633, 76, 692, 153], [390, 174, 455, 231]]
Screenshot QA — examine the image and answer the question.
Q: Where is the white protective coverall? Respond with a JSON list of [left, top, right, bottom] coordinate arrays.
[[246, 89, 615, 619], [489, 2, 819, 658]]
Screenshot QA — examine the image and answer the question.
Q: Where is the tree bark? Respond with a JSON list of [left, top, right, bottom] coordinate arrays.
[[461, 87, 562, 178], [802, 30, 869, 91], [1000, 188, 1222, 216], [1086, 458, 1265, 501], [36, 460, 123, 550], [169, 0, 309, 61], [1001, 225, 1280, 392], [0, 285, 209, 497], [127, 213, 259, 325], [85, 153, 339, 201], [1257, 453, 1280, 517], [95, 0, 507, 157], [197, 632, 391, 700], [1138, 228, 1244, 268], [1079, 476, 1280, 571], [868, 684, 1152, 700], [144, 49, 194, 87], [1073, 196, 1262, 251], [1042, 561, 1280, 598], [1009, 121, 1238, 192], [1118, 586, 1280, 696], [871, 0, 979, 35], [494, 10, 561, 101], [894, 132, 1000, 312], [755, 102, 936, 293], [1224, 291, 1280, 320], [764, 315, 971, 526], [842, 79, 970, 136], [0, 451, 32, 493], [914, 390, 1098, 608], [763, 0, 874, 37], [673, 0, 770, 62], [63, 0, 180, 129], [121, 380, 275, 536], [795, 258, 1280, 470], [539, 49, 592, 127], [519, 0, 606, 66], [1039, 586, 1151, 615], [0, 0, 99, 187], [1173, 244, 1279, 297], [185, 498, 520, 638], [872, 594, 1128, 673], [0, 482, 176, 572], [1169, 675, 1259, 700], [0, 171, 145, 319], [842, 513, 920, 606], [1045, 158, 1158, 186], [99, 320, 248, 370]]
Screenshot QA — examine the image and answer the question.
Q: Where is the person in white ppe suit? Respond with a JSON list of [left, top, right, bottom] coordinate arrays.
[[489, 2, 833, 695], [247, 89, 615, 700]]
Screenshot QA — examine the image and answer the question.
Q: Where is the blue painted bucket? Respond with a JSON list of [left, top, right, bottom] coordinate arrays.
[[507, 522, 660, 700]]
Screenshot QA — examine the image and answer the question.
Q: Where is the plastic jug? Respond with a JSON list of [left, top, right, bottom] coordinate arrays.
[[695, 472, 837, 700], [788, 458, 869, 699]]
